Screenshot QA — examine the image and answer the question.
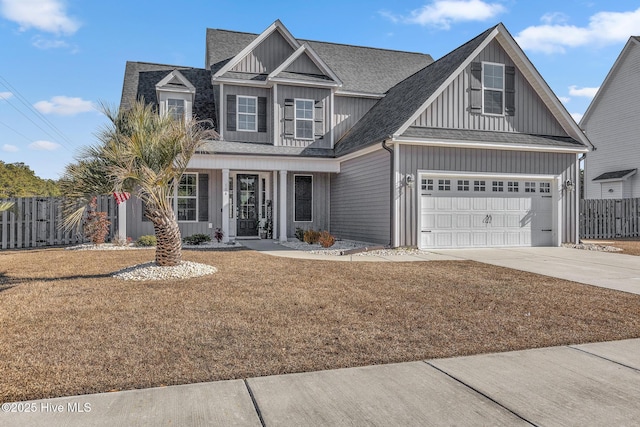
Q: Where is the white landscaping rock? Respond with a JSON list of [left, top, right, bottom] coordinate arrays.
[[112, 261, 217, 281]]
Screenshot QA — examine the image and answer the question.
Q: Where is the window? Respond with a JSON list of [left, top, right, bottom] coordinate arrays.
[[177, 173, 197, 221], [295, 99, 314, 140], [237, 96, 257, 131], [167, 98, 185, 121], [438, 179, 451, 191], [421, 178, 433, 192], [524, 182, 536, 193], [492, 181, 504, 192], [229, 176, 234, 218], [474, 180, 486, 192], [457, 180, 469, 191], [294, 175, 312, 222], [540, 182, 551, 193], [483, 63, 504, 115], [507, 181, 519, 192]]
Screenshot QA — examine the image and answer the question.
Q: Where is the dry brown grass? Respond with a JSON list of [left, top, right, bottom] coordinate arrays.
[[604, 239, 640, 256], [2, 247, 640, 402]]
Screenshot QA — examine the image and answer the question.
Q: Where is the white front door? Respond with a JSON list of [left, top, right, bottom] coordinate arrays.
[[419, 176, 554, 249]]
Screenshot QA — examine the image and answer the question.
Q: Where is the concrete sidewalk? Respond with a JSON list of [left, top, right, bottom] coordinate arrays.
[[4, 338, 640, 426]]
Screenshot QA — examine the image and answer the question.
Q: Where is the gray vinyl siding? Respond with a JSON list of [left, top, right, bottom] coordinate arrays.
[[397, 145, 577, 246], [412, 40, 566, 136], [286, 172, 330, 237], [277, 85, 331, 148], [333, 95, 378, 142], [330, 149, 390, 244], [126, 169, 223, 240], [231, 30, 294, 73], [223, 86, 272, 144], [583, 43, 640, 199], [286, 53, 323, 74]]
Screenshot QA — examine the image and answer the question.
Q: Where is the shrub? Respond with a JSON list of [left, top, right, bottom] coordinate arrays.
[[295, 227, 305, 242], [183, 233, 212, 245], [318, 231, 336, 248], [303, 229, 321, 245], [83, 197, 110, 245], [213, 228, 224, 243], [136, 235, 157, 247]]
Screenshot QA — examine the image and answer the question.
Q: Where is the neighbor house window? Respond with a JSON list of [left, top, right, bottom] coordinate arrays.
[[507, 181, 519, 192], [525, 182, 536, 193], [176, 173, 197, 221], [421, 178, 433, 192], [167, 98, 185, 121], [483, 62, 504, 115], [492, 181, 504, 192], [457, 180, 470, 191], [474, 180, 486, 192], [237, 96, 257, 131], [438, 179, 451, 191], [295, 99, 314, 140], [540, 182, 551, 193], [294, 175, 312, 222]]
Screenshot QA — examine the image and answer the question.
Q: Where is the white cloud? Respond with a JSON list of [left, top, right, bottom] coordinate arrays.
[[2, 144, 19, 152], [0, 91, 12, 100], [32, 36, 69, 49], [516, 7, 640, 54], [0, 0, 80, 35], [29, 140, 60, 151], [571, 112, 584, 123], [569, 85, 599, 98], [382, 0, 506, 29], [558, 96, 571, 104], [34, 96, 95, 116]]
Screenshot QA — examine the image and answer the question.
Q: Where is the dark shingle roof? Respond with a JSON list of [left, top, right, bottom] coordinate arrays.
[[592, 169, 637, 181], [120, 62, 217, 129], [402, 127, 584, 148], [205, 29, 434, 94], [334, 26, 497, 156]]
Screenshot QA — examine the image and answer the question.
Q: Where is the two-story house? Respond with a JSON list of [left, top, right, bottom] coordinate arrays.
[[581, 36, 639, 200], [120, 20, 589, 249]]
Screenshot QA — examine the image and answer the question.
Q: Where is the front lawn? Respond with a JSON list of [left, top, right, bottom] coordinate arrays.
[[2, 247, 640, 402]]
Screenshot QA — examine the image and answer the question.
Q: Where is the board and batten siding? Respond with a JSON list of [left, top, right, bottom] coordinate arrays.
[[285, 53, 324, 75], [330, 149, 390, 244], [397, 145, 577, 246], [223, 86, 272, 144], [333, 95, 378, 142], [231, 30, 294, 74], [583, 42, 640, 199], [126, 170, 223, 240], [286, 172, 330, 237], [411, 40, 566, 136], [277, 85, 331, 148]]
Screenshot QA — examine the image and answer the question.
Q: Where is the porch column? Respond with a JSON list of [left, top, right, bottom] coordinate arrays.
[[272, 170, 278, 240], [222, 168, 230, 243], [279, 170, 287, 242], [117, 201, 127, 241]]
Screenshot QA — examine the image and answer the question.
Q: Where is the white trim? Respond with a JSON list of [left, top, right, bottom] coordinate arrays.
[[417, 170, 558, 180], [219, 84, 224, 140], [334, 90, 385, 99], [592, 170, 637, 183], [330, 90, 335, 148], [394, 144, 400, 248], [481, 61, 505, 116], [166, 98, 186, 121], [267, 77, 340, 88], [392, 136, 589, 154], [269, 45, 306, 79], [279, 170, 288, 242], [267, 44, 342, 86], [272, 171, 279, 240], [575, 154, 580, 244], [293, 174, 313, 222], [212, 77, 269, 87], [174, 172, 199, 223], [222, 169, 230, 242], [236, 95, 258, 132], [190, 153, 339, 173], [294, 98, 315, 141], [273, 83, 279, 146], [155, 70, 196, 93]]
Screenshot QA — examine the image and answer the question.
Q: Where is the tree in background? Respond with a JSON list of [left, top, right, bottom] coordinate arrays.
[[0, 161, 61, 197], [61, 100, 217, 266]]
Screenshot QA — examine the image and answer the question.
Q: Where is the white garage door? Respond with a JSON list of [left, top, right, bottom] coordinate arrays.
[[420, 176, 554, 249]]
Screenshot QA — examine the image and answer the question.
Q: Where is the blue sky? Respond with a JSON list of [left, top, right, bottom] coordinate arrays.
[[1, 0, 639, 180]]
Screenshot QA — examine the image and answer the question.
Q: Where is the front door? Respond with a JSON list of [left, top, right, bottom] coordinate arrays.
[[237, 174, 259, 237]]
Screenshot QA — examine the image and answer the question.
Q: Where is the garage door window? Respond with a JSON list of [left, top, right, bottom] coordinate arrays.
[[457, 180, 470, 191], [525, 182, 535, 193], [474, 180, 486, 192], [539, 182, 550, 193], [438, 179, 451, 191], [492, 181, 504, 192], [421, 178, 433, 192], [507, 181, 519, 192]]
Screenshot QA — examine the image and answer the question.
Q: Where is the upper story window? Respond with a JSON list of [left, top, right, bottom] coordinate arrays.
[[237, 96, 257, 132], [167, 98, 185, 121], [295, 99, 314, 140], [483, 62, 504, 115]]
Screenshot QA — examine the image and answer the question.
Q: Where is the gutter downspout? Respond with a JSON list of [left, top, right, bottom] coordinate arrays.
[[382, 139, 394, 248]]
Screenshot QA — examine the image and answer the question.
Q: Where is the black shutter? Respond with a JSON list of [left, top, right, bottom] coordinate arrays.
[[257, 97, 267, 133], [226, 95, 236, 131], [314, 100, 324, 139], [504, 65, 515, 116], [470, 62, 482, 113], [284, 98, 294, 137], [198, 174, 208, 222]]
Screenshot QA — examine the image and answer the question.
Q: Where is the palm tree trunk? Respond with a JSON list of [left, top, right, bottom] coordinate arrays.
[[146, 208, 182, 266]]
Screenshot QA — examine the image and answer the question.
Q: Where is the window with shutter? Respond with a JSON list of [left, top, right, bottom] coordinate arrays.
[[483, 62, 504, 115], [294, 99, 314, 140]]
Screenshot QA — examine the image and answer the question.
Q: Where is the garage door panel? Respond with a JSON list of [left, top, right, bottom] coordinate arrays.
[[436, 215, 452, 228], [473, 198, 488, 210], [456, 214, 471, 228]]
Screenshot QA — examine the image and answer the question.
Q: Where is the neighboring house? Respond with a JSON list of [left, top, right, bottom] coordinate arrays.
[[119, 20, 589, 249], [581, 36, 639, 200]]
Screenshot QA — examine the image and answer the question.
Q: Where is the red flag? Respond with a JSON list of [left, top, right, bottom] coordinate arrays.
[[113, 192, 130, 205]]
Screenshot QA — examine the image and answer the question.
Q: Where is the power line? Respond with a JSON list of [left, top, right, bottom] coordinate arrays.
[[0, 119, 33, 142]]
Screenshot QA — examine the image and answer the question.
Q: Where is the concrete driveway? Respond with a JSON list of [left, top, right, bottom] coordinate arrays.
[[431, 247, 640, 295]]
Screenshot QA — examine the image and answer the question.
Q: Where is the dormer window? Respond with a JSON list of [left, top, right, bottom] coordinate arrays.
[[237, 96, 258, 132], [167, 98, 185, 121], [482, 62, 504, 115]]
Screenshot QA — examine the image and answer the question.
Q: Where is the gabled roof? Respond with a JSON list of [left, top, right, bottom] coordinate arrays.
[[581, 36, 640, 126], [206, 28, 433, 94], [592, 169, 637, 181], [155, 70, 196, 93], [335, 23, 591, 156], [267, 43, 343, 87], [120, 62, 217, 127]]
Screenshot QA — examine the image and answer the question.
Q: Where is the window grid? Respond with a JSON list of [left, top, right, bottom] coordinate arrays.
[[483, 63, 504, 115], [474, 180, 486, 192], [167, 98, 185, 121], [177, 173, 197, 221], [295, 99, 314, 140], [492, 181, 504, 192], [237, 96, 257, 131], [540, 182, 551, 193], [507, 181, 519, 192], [438, 179, 451, 191], [421, 178, 433, 192], [457, 180, 470, 191], [525, 182, 536, 193]]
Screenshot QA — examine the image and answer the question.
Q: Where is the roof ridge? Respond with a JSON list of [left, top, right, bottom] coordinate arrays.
[[127, 60, 201, 70]]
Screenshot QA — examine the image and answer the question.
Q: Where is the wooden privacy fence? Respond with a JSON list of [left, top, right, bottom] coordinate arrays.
[[580, 198, 640, 239], [0, 196, 118, 249]]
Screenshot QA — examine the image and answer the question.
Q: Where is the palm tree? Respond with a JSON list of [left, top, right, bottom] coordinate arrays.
[[0, 201, 16, 213], [61, 100, 218, 266]]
